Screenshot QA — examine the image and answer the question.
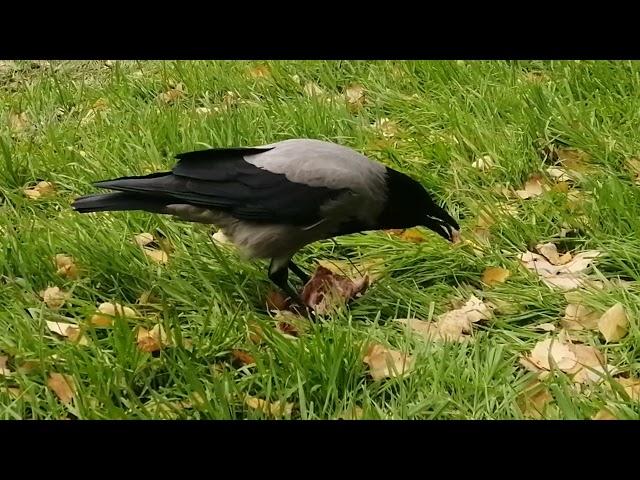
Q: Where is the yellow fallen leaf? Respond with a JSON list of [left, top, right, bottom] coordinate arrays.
[[90, 302, 137, 327], [345, 84, 365, 112], [482, 267, 511, 286], [143, 248, 169, 264], [158, 83, 185, 103], [303, 81, 324, 97], [398, 228, 428, 243], [212, 230, 232, 245], [562, 303, 600, 331], [592, 408, 617, 420], [546, 167, 572, 182], [557, 147, 590, 172], [39, 286, 69, 309], [471, 155, 494, 171], [526, 337, 577, 372], [244, 395, 293, 417], [24, 181, 55, 200], [396, 318, 464, 343], [598, 303, 628, 342], [0, 355, 10, 376], [134, 232, 155, 247], [535, 323, 556, 332], [47, 372, 75, 404], [54, 254, 80, 279], [9, 111, 29, 132], [136, 324, 170, 353], [515, 175, 545, 199], [517, 380, 553, 419], [566, 344, 608, 385], [317, 258, 384, 283], [616, 377, 640, 401], [195, 107, 212, 115], [363, 344, 414, 381], [519, 249, 601, 290], [247, 64, 271, 79], [536, 243, 563, 265], [45, 321, 90, 346]]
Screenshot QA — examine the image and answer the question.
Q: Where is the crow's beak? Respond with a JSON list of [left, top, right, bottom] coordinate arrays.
[[451, 228, 461, 244]]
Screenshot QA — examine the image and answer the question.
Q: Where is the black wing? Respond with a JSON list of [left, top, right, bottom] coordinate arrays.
[[92, 147, 347, 226]]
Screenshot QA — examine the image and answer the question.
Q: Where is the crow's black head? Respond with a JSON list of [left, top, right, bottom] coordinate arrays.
[[378, 167, 460, 242]]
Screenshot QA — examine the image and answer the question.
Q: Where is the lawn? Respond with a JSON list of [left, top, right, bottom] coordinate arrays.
[[1, 60, 639, 419]]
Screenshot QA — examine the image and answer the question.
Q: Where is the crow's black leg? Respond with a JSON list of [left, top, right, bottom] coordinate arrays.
[[288, 260, 310, 284], [268, 258, 301, 304]]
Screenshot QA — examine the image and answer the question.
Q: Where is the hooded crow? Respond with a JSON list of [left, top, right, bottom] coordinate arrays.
[[72, 139, 460, 301]]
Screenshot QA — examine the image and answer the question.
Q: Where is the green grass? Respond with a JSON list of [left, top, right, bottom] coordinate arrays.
[[1, 60, 640, 419]]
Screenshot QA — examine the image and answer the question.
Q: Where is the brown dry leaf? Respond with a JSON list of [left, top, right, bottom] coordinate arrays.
[[274, 310, 310, 337], [518, 380, 553, 419], [230, 349, 255, 367], [137, 290, 160, 304], [17, 360, 39, 375], [90, 302, 137, 327], [398, 228, 428, 243], [562, 303, 600, 331], [134, 232, 155, 247], [245, 395, 293, 417], [335, 406, 364, 420], [519, 249, 601, 290], [266, 290, 290, 311], [363, 343, 414, 381], [471, 155, 494, 171], [482, 267, 511, 286], [247, 64, 271, 79], [557, 147, 590, 172], [137, 324, 170, 353], [158, 83, 185, 103], [616, 377, 640, 401], [566, 344, 608, 385], [598, 303, 628, 342], [24, 181, 55, 200], [247, 320, 264, 345], [345, 84, 365, 112], [536, 243, 564, 266], [303, 81, 324, 97], [39, 286, 69, 309], [301, 266, 369, 315], [535, 323, 557, 332], [47, 373, 75, 405], [515, 175, 545, 199], [317, 258, 384, 283], [143, 248, 169, 264], [547, 167, 572, 182], [521, 71, 550, 84], [46, 321, 90, 346], [0, 355, 10, 376], [54, 254, 80, 279], [9, 111, 29, 132], [592, 408, 617, 420], [372, 118, 399, 138], [625, 157, 640, 184], [525, 337, 577, 372]]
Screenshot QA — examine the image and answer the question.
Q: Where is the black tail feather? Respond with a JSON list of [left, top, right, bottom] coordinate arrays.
[[72, 192, 169, 214]]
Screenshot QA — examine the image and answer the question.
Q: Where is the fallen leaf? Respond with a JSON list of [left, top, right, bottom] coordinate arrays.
[[398, 228, 428, 243], [245, 395, 293, 417], [535, 323, 556, 332], [556, 147, 590, 172], [536, 243, 565, 266], [274, 310, 310, 337], [562, 303, 600, 331], [17, 360, 39, 375], [363, 343, 414, 381], [247, 320, 264, 345], [482, 267, 511, 286], [372, 118, 399, 138], [143, 248, 169, 264], [472, 155, 494, 171], [90, 302, 137, 327], [345, 84, 365, 112], [9, 111, 28, 132], [46, 321, 89, 346], [1, 387, 22, 399], [517, 380, 553, 419], [547, 167, 572, 182], [525, 337, 577, 372], [266, 290, 290, 311], [566, 344, 609, 384], [39, 286, 69, 309], [598, 303, 628, 342], [247, 64, 271, 79], [134, 232, 155, 247], [137, 324, 170, 353], [335, 406, 364, 420], [519, 249, 601, 290], [54, 254, 79, 279], [303, 81, 324, 97], [0, 355, 10, 376], [212, 230, 232, 245], [195, 107, 212, 115], [137, 290, 160, 304], [515, 175, 545, 199], [592, 408, 617, 420], [301, 266, 369, 315], [230, 349, 255, 367], [158, 83, 185, 103], [396, 318, 464, 343], [24, 181, 55, 200], [616, 377, 640, 401], [47, 373, 75, 404]]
